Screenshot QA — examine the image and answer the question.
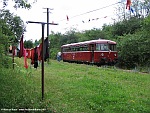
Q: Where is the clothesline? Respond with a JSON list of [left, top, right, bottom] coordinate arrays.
[[19, 35, 49, 69]]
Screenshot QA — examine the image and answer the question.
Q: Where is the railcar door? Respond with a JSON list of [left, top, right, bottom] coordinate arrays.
[[89, 44, 95, 63]]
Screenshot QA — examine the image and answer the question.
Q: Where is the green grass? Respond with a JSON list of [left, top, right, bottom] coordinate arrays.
[[0, 57, 150, 113]]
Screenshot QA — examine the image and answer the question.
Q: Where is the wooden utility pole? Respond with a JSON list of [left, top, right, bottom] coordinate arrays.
[[43, 8, 53, 62]]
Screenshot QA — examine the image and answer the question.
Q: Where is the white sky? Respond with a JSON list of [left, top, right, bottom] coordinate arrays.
[[1, 0, 126, 41]]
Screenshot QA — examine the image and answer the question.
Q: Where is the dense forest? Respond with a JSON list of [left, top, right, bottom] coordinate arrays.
[[0, 0, 150, 71]]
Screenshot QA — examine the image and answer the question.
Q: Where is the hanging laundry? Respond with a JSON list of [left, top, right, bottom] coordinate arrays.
[[34, 47, 38, 68], [66, 15, 69, 21], [31, 48, 35, 65], [19, 35, 24, 58], [38, 43, 42, 61], [126, 0, 131, 10], [29, 37, 49, 67], [96, 18, 99, 20], [26, 49, 31, 59], [44, 37, 49, 61], [24, 48, 28, 69]]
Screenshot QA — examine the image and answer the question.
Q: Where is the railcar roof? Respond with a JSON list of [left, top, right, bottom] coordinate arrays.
[[61, 39, 116, 47]]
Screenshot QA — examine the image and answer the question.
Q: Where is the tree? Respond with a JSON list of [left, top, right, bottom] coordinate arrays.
[[143, 0, 150, 16], [0, 9, 25, 67], [115, 1, 126, 21], [117, 32, 150, 68], [101, 24, 114, 39], [34, 39, 40, 47], [84, 29, 101, 40], [2, 0, 35, 9], [116, 15, 150, 68], [49, 32, 63, 59], [0, 9, 25, 40], [24, 40, 33, 48], [143, 15, 150, 32], [115, 0, 150, 21], [65, 30, 79, 44], [132, 0, 150, 17], [112, 17, 143, 36], [0, 19, 12, 68]]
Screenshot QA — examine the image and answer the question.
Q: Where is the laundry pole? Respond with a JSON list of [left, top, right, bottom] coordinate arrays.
[[27, 21, 58, 100]]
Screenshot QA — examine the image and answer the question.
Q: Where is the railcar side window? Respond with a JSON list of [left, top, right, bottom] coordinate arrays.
[[63, 47, 66, 52], [71, 46, 75, 51], [82, 45, 88, 51], [75, 46, 79, 51], [63, 47, 71, 52]]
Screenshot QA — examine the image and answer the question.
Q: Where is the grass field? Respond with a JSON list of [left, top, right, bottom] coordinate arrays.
[[0, 57, 150, 113]]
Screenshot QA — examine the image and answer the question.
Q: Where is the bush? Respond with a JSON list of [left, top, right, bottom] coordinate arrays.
[[0, 39, 12, 69], [117, 33, 150, 69], [50, 48, 59, 60]]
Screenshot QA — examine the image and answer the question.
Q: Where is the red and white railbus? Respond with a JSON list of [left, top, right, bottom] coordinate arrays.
[[61, 39, 118, 65]]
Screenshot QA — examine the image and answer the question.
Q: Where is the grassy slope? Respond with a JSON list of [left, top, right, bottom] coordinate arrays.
[[0, 57, 150, 113]]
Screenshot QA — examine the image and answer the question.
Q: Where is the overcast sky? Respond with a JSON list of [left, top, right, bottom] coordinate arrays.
[[1, 0, 126, 41]]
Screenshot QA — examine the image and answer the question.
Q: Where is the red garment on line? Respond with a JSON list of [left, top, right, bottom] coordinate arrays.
[[31, 48, 35, 65], [19, 35, 24, 58], [24, 48, 28, 69], [66, 15, 69, 21], [126, 0, 131, 10], [26, 49, 31, 59], [38, 43, 42, 61]]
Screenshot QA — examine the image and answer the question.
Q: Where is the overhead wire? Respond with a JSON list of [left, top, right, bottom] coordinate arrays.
[[62, 12, 125, 30], [58, 1, 124, 22]]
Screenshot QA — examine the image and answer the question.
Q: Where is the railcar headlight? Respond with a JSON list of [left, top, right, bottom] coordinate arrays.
[[114, 54, 117, 56], [101, 53, 104, 56]]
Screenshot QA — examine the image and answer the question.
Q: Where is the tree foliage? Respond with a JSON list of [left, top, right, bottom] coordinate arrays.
[[0, 23, 11, 68], [0, 9, 25, 40], [112, 17, 143, 36], [117, 33, 150, 68], [0, 9, 25, 68], [24, 40, 33, 49], [2, 0, 34, 9]]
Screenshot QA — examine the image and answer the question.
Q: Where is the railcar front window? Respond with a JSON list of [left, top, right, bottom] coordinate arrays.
[[96, 44, 101, 51], [101, 44, 109, 51], [96, 44, 109, 51], [109, 44, 117, 51]]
